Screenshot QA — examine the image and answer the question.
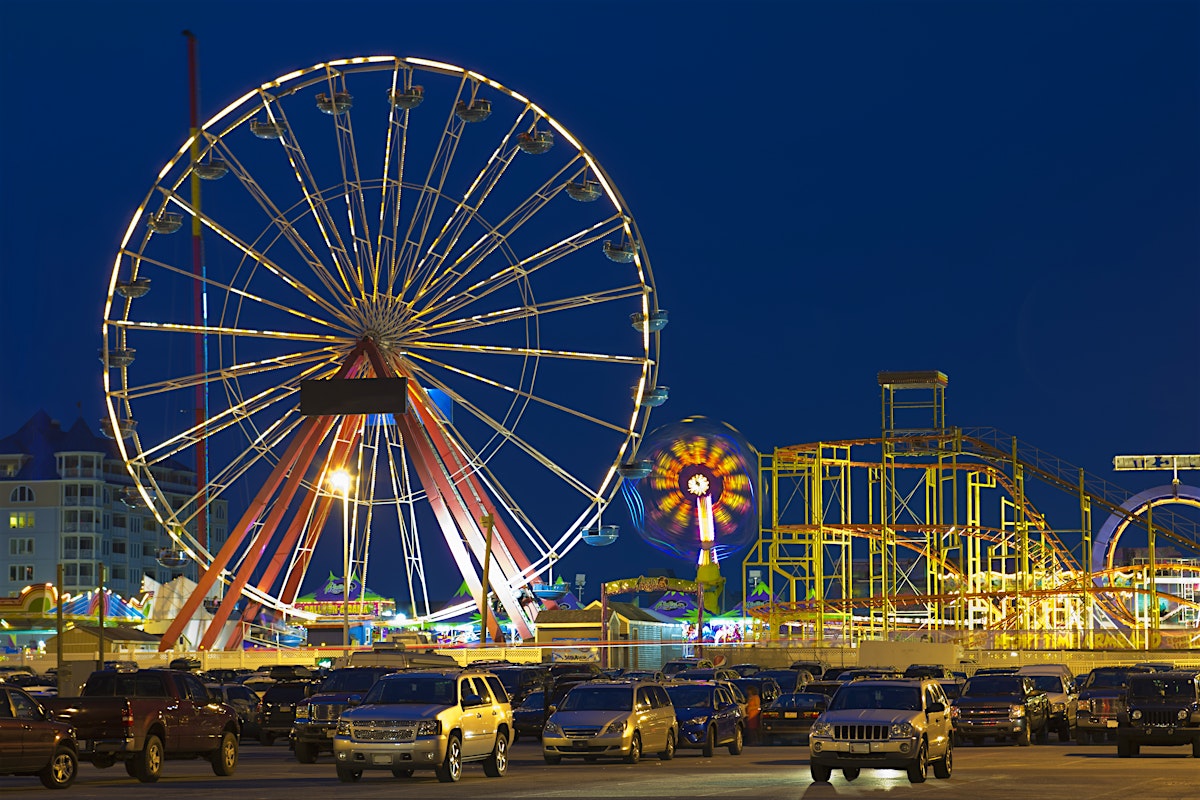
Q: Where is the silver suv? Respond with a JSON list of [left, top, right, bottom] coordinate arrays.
[[543, 679, 678, 764], [808, 678, 953, 784], [332, 668, 512, 783]]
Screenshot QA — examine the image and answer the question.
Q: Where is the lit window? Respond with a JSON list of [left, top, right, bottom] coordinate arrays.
[[8, 511, 35, 529]]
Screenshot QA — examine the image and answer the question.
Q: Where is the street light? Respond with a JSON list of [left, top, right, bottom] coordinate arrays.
[[328, 469, 353, 656]]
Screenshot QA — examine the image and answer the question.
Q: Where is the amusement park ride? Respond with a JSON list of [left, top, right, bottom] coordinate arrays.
[[95, 54, 1197, 655], [100, 56, 666, 650], [743, 371, 1200, 651]]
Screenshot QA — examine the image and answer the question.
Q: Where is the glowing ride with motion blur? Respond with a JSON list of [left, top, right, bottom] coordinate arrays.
[[100, 56, 666, 650]]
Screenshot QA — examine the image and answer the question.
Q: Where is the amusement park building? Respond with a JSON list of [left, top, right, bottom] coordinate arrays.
[[0, 411, 228, 600]]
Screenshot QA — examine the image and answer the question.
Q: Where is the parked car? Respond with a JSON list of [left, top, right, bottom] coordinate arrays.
[[333, 667, 513, 782], [168, 657, 201, 672], [831, 667, 903, 682], [756, 668, 813, 693], [543, 679, 678, 764], [951, 673, 1050, 746], [259, 681, 316, 746], [43, 668, 239, 782], [801, 680, 845, 702], [292, 667, 401, 762], [729, 663, 763, 677], [206, 682, 263, 739], [789, 661, 830, 680], [1116, 670, 1200, 758], [512, 689, 547, 742], [904, 665, 956, 679], [489, 664, 549, 706], [760, 691, 828, 745], [622, 670, 668, 683], [675, 667, 741, 683], [661, 658, 714, 676], [808, 678, 953, 783], [664, 680, 745, 756], [0, 685, 78, 789], [1075, 666, 1152, 744], [1016, 666, 1078, 741], [937, 678, 966, 701], [732, 676, 783, 706]]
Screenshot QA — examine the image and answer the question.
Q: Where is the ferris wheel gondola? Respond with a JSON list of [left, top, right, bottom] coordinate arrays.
[[102, 56, 665, 649]]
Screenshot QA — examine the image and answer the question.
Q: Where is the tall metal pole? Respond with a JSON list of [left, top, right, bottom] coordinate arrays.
[[97, 564, 106, 672], [343, 486, 351, 657], [479, 513, 494, 645], [183, 29, 209, 578], [55, 564, 64, 690]]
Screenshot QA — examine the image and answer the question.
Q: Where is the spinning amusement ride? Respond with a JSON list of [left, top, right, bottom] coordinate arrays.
[[100, 56, 666, 650]]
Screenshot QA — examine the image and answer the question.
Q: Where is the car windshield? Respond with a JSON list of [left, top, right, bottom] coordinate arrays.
[[829, 685, 922, 711], [1025, 675, 1064, 693], [963, 676, 1022, 696], [364, 676, 457, 705], [1085, 670, 1135, 689], [666, 685, 714, 709], [1127, 676, 1196, 702], [517, 690, 544, 710], [559, 686, 632, 712], [772, 693, 826, 711], [321, 670, 387, 693]]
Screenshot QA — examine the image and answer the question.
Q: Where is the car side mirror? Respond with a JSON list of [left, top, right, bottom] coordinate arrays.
[[927, 701, 946, 714], [462, 693, 485, 708], [348, 694, 362, 706]]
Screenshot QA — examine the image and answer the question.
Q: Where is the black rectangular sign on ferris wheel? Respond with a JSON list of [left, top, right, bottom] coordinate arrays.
[[300, 377, 409, 416]]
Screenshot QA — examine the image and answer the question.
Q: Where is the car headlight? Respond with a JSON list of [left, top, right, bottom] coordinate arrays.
[[1009, 705, 1026, 719], [294, 705, 309, 719], [1178, 709, 1189, 721], [335, 721, 351, 736], [811, 721, 832, 737], [950, 706, 960, 719], [603, 719, 628, 736], [889, 722, 913, 738], [1131, 709, 1143, 720], [544, 720, 563, 737], [684, 716, 710, 730], [416, 720, 441, 736]]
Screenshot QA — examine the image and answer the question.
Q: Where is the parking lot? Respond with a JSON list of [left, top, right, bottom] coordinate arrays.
[[4, 737, 1197, 799]]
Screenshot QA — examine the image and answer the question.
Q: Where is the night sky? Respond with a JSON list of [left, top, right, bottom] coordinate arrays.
[[1, 1, 1197, 604]]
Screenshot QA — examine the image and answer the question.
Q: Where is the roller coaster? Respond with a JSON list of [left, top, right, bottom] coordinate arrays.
[[742, 372, 1200, 651]]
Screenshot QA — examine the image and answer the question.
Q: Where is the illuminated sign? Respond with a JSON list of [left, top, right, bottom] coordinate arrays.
[[1112, 455, 1200, 471]]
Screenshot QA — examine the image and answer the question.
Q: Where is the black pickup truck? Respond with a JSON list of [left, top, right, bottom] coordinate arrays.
[[43, 668, 240, 782], [950, 673, 1050, 745]]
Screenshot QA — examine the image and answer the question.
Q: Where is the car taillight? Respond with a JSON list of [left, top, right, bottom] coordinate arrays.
[[122, 702, 134, 731], [762, 711, 779, 719]]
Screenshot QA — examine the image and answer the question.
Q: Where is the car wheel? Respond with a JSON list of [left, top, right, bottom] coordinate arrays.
[[483, 733, 509, 777], [544, 754, 562, 765], [701, 726, 715, 758], [659, 730, 676, 761], [39, 745, 77, 790], [336, 765, 362, 782], [1117, 739, 1131, 758], [933, 741, 953, 779], [294, 741, 318, 763], [907, 741, 928, 783], [392, 768, 414, 778], [843, 767, 860, 781], [624, 731, 642, 764], [810, 762, 832, 782], [728, 725, 744, 755], [1017, 726, 1031, 747], [133, 734, 164, 783], [210, 731, 239, 776], [436, 733, 463, 782]]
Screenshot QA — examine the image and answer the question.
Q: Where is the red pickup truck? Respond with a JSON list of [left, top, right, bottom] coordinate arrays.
[[44, 668, 239, 782]]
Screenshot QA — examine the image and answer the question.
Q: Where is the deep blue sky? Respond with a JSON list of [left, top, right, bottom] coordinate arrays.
[[1, 1, 1198, 603]]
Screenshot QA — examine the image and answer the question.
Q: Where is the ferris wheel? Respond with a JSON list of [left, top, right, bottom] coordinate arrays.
[[100, 56, 667, 649]]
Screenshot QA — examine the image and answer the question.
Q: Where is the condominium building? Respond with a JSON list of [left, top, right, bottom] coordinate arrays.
[[0, 410, 227, 599]]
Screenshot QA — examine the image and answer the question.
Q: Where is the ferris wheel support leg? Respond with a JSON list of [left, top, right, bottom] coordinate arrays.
[[157, 414, 329, 651], [199, 414, 340, 650], [231, 416, 361, 647]]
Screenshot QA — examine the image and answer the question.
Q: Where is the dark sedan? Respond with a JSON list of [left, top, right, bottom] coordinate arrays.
[[512, 689, 547, 742], [760, 691, 827, 745]]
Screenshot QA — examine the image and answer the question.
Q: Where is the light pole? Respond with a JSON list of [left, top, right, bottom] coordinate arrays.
[[328, 469, 353, 657]]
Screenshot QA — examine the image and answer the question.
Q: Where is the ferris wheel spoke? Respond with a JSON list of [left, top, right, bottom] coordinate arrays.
[[112, 317, 350, 345], [407, 339, 647, 365], [406, 363, 597, 499], [406, 351, 633, 436], [115, 347, 343, 402], [259, 94, 363, 303], [416, 155, 587, 310], [409, 283, 649, 339], [376, 64, 412, 298], [411, 215, 625, 327], [395, 75, 474, 298], [156, 185, 357, 327], [407, 106, 535, 302]]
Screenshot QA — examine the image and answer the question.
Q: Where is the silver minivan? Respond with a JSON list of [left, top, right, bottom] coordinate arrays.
[[542, 679, 679, 764]]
